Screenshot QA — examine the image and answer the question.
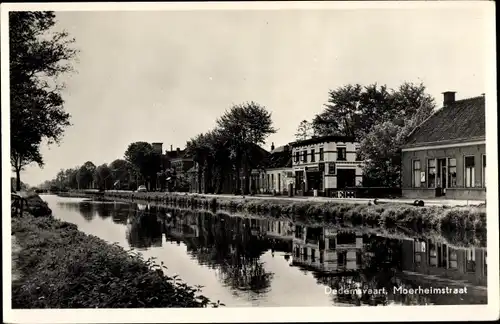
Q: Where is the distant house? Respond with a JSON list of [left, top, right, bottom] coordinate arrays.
[[253, 143, 293, 194], [189, 143, 269, 194], [401, 92, 486, 200], [290, 135, 364, 197]]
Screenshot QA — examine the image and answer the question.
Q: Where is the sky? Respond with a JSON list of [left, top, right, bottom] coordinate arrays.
[[13, 6, 492, 186]]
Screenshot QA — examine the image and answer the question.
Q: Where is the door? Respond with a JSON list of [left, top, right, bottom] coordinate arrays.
[[337, 169, 356, 189], [436, 158, 447, 196]]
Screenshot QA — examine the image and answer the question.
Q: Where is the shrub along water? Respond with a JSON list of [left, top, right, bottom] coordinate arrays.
[[101, 192, 486, 246], [11, 213, 222, 308]]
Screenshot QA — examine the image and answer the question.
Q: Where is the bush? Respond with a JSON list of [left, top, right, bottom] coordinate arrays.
[[11, 214, 222, 308]]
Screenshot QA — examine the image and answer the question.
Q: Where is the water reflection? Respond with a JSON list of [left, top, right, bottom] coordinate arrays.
[[56, 199, 488, 306]]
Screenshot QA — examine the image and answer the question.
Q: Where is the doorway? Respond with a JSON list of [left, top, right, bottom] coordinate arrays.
[[337, 169, 356, 189], [436, 158, 447, 196]]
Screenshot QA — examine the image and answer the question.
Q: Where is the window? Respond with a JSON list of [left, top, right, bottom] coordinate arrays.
[[448, 158, 457, 187], [311, 149, 315, 162], [464, 156, 475, 188], [319, 148, 324, 161], [328, 238, 336, 250], [482, 155, 486, 188], [302, 150, 307, 162], [303, 247, 308, 261], [427, 159, 436, 188], [449, 250, 458, 269], [412, 160, 421, 187], [267, 174, 270, 190], [337, 147, 346, 161], [466, 248, 476, 272], [271, 174, 274, 190], [295, 151, 300, 163], [311, 249, 316, 262]]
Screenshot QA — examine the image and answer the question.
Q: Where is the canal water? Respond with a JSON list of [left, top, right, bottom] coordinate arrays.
[[41, 194, 487, 307]]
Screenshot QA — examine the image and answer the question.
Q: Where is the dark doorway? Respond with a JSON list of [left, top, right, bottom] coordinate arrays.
[[337, 169, 356, 188], [306, 171, 322, 193]]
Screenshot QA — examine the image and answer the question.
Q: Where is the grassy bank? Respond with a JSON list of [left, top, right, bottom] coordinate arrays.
[[99, 192, 486, 246], [11, 213, 222, 308]]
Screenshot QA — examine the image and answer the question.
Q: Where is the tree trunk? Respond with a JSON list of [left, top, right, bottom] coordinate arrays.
[[15, 168, 21, 191]]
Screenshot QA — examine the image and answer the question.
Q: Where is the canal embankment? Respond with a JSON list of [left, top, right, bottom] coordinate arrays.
[[65, 190, 487, 245], [11, 193, 221, 308]]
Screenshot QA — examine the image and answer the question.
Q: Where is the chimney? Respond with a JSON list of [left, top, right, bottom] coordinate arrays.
[[271, 142, 275, 151], [176, 147, 180, 153], [442, 91, 456, 106], [170, 145, 173, 151]]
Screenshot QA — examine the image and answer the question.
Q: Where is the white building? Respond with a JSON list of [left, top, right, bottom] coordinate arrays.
[[290, 135, 365, 197]]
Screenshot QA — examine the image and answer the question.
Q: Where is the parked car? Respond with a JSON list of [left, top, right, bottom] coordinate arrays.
[[136, 185, 147, 193]]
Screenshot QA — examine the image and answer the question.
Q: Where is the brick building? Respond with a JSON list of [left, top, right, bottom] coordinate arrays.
[[401, 92, 486, 200]]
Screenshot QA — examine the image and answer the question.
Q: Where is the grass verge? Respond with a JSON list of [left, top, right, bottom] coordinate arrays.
[[11, 213, 222, 308]]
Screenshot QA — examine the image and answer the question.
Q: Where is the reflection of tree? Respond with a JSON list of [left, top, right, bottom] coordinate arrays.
[[111, 204, 134, 225], [126, 204, 163, 249], [95, 203, 113, 219], [78, 202, 95, 221], [162, 208, 274, 294]]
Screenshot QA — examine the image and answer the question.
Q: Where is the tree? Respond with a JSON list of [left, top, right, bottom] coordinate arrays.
[[358, 83, 435, 187], [78, 161, 96, 189], [124, 142, 160, 190], [10, 11, 78, 191], [294, 120, 314, 141], [109, 159, 131, 188], [216, 102, 276, 194], [95, 164, 113, 190]]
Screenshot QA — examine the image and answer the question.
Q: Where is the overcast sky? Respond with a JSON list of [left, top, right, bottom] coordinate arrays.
[[15, 6, 491, 186]]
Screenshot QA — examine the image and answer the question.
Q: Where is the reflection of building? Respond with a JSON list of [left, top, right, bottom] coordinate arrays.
[[401, 92, 486, 200], [266, 219, 294, 240], [291, 135, 364, 197], [401, 238, 487, 286], [292, 226, 363, 273]]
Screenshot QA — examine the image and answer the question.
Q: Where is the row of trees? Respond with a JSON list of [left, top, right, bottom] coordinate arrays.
[[40, 142, 188, 192], [186, 101, 276, 195], [294, 82, 435, 187]]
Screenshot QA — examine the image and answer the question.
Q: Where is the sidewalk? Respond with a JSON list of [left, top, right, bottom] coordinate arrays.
[[178, 192, 485, 207]]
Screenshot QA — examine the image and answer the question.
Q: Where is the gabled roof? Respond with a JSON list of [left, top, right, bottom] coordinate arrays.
[[262, 146, 292, 169], [404, 96, 485, 148]]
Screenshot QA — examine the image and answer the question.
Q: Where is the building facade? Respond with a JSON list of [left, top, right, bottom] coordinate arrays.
[[291, 135, 364, 197], [401, 92, 486, 200], [400, 238, 487, 286]]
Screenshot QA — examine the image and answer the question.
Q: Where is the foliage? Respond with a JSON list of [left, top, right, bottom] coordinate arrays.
[[216, 101, 276, 194], [11, 213, 223, 308], [94, 164, 113, 190], [10, 11, 78, 191], [294, 120, 314, 141], [109, 159, 132, 188], [124, 142, 161, 189], [310, 82, 435, 187], [78, 161, 97, 189]]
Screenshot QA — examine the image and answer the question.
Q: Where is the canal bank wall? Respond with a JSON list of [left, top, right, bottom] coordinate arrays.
[[11, 194, 221, 308], [62, 191, 487, 242]]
